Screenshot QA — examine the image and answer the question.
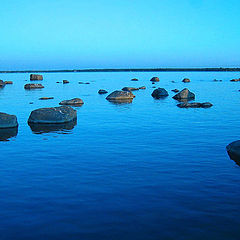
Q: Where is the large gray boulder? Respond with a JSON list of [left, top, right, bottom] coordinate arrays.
[[0, 80, 6, 88], [24, 84, 44, 89], [0, 112, 18, 128], [59, 98, 84, 106], [151, 88, 169, 99], [106, 90, 135, 101], [226, 140, 240, 163], [172, 88, 195, 101], [28, 106, 77, 124], [30, 74, 43, 81]]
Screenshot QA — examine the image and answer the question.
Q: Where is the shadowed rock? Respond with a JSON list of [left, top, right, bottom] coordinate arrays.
[[24, 84, 44, 89], [30, 74, 43, 81], [226, 140, 240, 165], [106, 90, 135, 101], [0, 112, 18, 128], [98, 89, 108, 94], [122, 87, 139, 91], [59, 98, 84, 106], [182, 78, 190, 83], [151, 88, 169, 99], [172, 88, 195, 101], [150, 77, 160, 82], [177, 102, 213, 108], [28, 106, 77, 124], [0, 127, 18, 141]]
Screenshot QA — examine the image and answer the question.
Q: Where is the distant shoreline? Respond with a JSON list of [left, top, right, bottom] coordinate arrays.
[[0, 68, 240, 73]]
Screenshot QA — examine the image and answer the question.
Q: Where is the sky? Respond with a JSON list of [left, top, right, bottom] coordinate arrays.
[[0, 0, 239, 70]]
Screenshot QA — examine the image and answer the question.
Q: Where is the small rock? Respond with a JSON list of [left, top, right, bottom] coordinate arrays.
[[106, 90, 135, 101], [24, 84, 44, 89], [30, 74, 43, 81], [171, 81, 176, 83], [0, 80, 6, 88], [177, 102, 213, 108], [39, 97, 54, 100], [152, 86, 156, 88], [4, 81, 13, 84], [131, 78, 138, 81], [59, 98, 84, 106], [151, 88, 169, 99], [98, 89, 108, 94], [182, 78, 190, 83], [172, 88, 195, 101], [213, 79, 222, 82], [85, 82, 90, 84], [56, 81, 61, 83], [171, 89, 179, 93], [63, 80, 69, 84], [122, 87, 139, 91], [139, 86, 146, 90], [0, 112, 18, 128], [150, 77, 160, 82], [29, 102, 34, 104], [230, 78, 240, 82]]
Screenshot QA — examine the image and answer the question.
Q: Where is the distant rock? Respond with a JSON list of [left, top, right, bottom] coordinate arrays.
[[63, 80, 69, 84], [171, 81, 176, 83], [230, 78, 240, 82], [4, 81, 13, 84], [28, 106, 77, 124], [171, 89, 179, 93], [56, 81, 61, 83], [0, 80, 6, 88], [106, 90, 135, 101], [131, 78, 138, 81], [172, 88, 195, 101], [226, 140, 240, 163], [139, 86, 146, 90], [122, 87, 139, 91], [79, 82, 90, 84], [98, 89, 108, 94], [213, 79, 222, 82], [150, 77, 160, 82], [39, 97, 54, 100], [177, 102, 213, 108], [59, 98, 84, 106], [182, 78, 190, 83], [24, 84, 44, 89], [151, 88, 169, 99], [0, 112, 18, 128], [30, 74, 43, 81]]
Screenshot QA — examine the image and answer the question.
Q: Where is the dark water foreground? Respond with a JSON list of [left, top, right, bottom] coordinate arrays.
[[0, 72, 240, 240]]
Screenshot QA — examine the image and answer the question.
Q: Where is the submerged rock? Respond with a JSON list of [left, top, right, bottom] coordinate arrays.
[[28, 106, 77, 124], [24, 84, 44, 89], [98, 89, 108, 94], [59, 98, 84, 106], [0, 80, 6, 88], [182, 78, 190, 83], [177, 102, 213, 108], [172, 88, 195, 101], [151, 88, 169, 99], [122, 87, 139, 91], [106, 90, 135, 101], [150, 77, 160, 82], [30, 74, 43, 81], [0, 112, 18, 128], [226, 140, 240, 164], [63, 80, 69, 84]]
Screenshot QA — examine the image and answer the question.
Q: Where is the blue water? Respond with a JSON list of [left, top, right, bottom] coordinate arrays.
[[0, 72, 240, 240]]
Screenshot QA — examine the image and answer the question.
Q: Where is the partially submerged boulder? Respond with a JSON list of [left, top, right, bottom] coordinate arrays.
[[122, 87, 139, 91], [24, 84, 44, 89], [0, 112, 18, 128], [59, 98, 84, 106], [106, 90, 135, 101], [226, 140, 240, 164], [177, 102, 213, 108], [151, 88, 169, 99], [98, 89, 108, 94], [28, 106, 77, 124], [172, 88, 195, 101], [150, 77, 160, 82], [182, 78, 190, 83], [30, 74, 43, 81]]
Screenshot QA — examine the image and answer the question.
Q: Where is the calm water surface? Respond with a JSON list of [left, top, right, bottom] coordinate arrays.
[[0, 72, 240, 240]]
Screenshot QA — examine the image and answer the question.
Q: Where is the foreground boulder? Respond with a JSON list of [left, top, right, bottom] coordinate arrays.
[[122, 87, 139, 91], [28, 106, 77, 124], [106, 90, 135, 101], [177, 102, 213, 108], [0, 80, 6, 88], [59, 98, 84, 106], [24, 84, 44, 89], [150, 77, 160, 82], [226, 140, 240, 163], [0, 112, 18, 128], [98, 89, 108, 94], [151, 88, 169, 99], [172, 88, 195, 101], [30, 74, 43, 81], [182, 78, 190, 83]]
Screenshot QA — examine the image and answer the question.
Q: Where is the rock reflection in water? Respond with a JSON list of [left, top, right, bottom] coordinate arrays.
[[107, 99, 133, 105], [0, 127, 18, 141], [28, 120, 77, 134]]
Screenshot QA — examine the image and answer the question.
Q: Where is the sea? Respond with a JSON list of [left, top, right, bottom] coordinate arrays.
[[0, 71, 240, 240]]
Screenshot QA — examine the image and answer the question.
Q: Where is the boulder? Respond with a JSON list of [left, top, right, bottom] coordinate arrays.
[[39, 97, 54, 100], [30, 74, 43, 81], [172, 88, 195, 101], [151, 88, 169, 99], [0, 112, 18, 128], [0, 80, 6, 88], [63, 80, 69, 84], [150, 77, 160, 82], [177, 102, 213, 108], [24, 84, 44, 89], [122, 87, 139, 91], [98, 89, 108, 94], [226, 140, 240, 163], [171, 89, 179, 93], [131, 78, 138, 81], [182, 78, 190, 83], [4, 81, 13, 84], [59, 98, 84, 106], [106, 90, 135, 101], [28, 106, 77, 124]]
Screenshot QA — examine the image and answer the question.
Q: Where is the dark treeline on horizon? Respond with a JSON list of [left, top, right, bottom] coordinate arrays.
[[0, 68, 240, 73]]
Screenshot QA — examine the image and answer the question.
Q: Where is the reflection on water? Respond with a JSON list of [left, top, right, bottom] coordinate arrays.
[[0, 127, 18, 141], [107, 99, 133, 105], [28, 120, 77, 134]]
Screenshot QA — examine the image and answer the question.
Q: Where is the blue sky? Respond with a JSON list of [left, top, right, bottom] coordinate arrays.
[[0, 0, 239, 69]]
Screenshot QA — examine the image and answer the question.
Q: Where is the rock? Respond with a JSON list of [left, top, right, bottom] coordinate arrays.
[[152, 86, 156, 88], [63, 80, 69, 84], [56, 81, 61, 83], [30, 74, 43, 81], [213, 79, 222, 82], [139, 86, 146, 90], [29, 102, 34, 104], [39, 97, 54, 100], [150, 77, 160, 82], [98, 89, 108, 94], [106, 90, 135, 101], [182, 78, 190, 83], [79, 82, 90, 84], [172, 89, 179, 93], [4, 81, 13, 84], [0, 127, 18, 141], [0, 80, 6, 88], [230, 78, 240, 82], [24, 84, 44, 89], [131, 78, 138, 81], [151, 88, 169, 99], [177, 102, 213, 108], [59, 98, 84, 106], [226, 140, 240, 163], [172, 88, 195, 101], [171, 81, 176, 83], [122, 87, 139, 91], [28, 106, 77, 124], [0, 112, 18, 128]]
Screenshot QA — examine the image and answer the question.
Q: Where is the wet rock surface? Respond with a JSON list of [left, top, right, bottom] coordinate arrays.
[[106, 90, 135, 101], [172, 88, 195, 101], [24, 84, 44, 89], [151, 88, 169, 99], [0, 112, 18, 128], [59, 98, 84, 106], [30, 74, 43, 81]]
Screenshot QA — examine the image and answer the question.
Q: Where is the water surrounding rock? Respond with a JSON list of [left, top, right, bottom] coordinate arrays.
[[24, 84, 44, 89], [0, 112, 18, 128], [150, 77, 160, 82], [28, 106, 77, 124], [182, 78, 190, 83], [39, 97, 54, 100], [98, 89, 108, 94], [171, 89, 179, 93], [4, 81, 13, 84], [226, 140, 240, 164], [122, 87, 139, 91], [177, 102, 213, 108], [30, 74, 43, 81], [131, 78, 138, 81], [0, 80, 6, 88], [172, 88, 195, 101], [59, 98, 84, 106], [139, 86, 146, 90], [106, 90, 135, 101], [63, 80, 69, 84], [151, 88, 169, 99]]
